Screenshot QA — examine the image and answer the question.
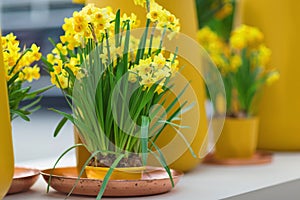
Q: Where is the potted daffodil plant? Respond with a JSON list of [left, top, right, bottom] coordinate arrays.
[[0, 32, 48, 196], [44, 1, 195, 198], [198, 25, 279, 159]]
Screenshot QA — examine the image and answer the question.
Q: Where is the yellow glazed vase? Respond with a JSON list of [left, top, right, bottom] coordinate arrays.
[[0, 32, 14, 198], [85, 166, 145, 180], [215, 117, 259, 159], [241, 0, 300, 150], [74, 0, 208, 172]]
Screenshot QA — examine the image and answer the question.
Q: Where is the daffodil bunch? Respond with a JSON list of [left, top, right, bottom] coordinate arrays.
[[44, 3, 180, 94], [198, 25, 279, 117], [2, 33, 48, 121], [45, 2, 193, 191], [196, 0, 235, 40]]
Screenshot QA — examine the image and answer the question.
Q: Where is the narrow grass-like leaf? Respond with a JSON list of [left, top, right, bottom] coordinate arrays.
[[135, 19, 150, 63], [148, 146, 174, 187], [171, 126, 197, 158], [158, 120, 190, 129], [20, 96, 42, 111], [11, 109, 30, 121], [7, 72, 21, 86], [64, 67, 76, 81], [41, 56, 53, 69], [49, 108, 74, 124], [66, 150, 101, 199], [8, 49, 32, 76], [141, 116, 149, 165], [180, 102, 195, 115], [96, 154, 125, 200], [65, 150, 125, 199], [53, 117, 68, 137], [27, 105, 41, 114], [150, 101, 188, 146], [114, 10, 121, 47], [47, 144, 85, 193]]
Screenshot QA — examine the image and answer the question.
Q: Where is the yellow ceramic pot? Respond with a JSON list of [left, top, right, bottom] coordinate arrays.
[[74, 0, 208, 172], [0, 32, 14, 198], [241, 0, 300, 150], [85, 166, 145, 180], [215, 117, 259, 159]]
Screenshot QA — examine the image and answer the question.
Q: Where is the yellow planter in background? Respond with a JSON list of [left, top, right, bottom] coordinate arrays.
[[215, 117, 259, 159], [73, 0, 85, 4], [73, 0, 209, 172], [74, 129, 89, 177], [0, 32, 14, 198], [242, 0, 300, 150]]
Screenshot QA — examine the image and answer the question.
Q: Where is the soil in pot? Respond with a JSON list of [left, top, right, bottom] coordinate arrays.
[[88, 153, 143, 168]]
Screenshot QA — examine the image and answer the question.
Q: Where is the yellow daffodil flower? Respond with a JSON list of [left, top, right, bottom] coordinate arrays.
[[266, 71, 280, 85]]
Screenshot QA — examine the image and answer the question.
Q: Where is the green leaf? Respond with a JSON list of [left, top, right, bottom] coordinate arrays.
[[48, 37, 58, 48], [171, 126, 197, 158], [54, 117, 68, 137], [64, 67, 76, 81], [120, 22, 131, 78], [41, 56, 53, 70], [48, 38, 68, 62], [25, 85, 53, 100], [49, 108, 74, 124], [47, 143, 85, 193], [150, 92, 190, 146], [147, 23, 158, 56], [158, 27, 167, 53], [135, 19, 151, 63], [115, 10, 121, 47], [178, 102, 195, 116], [8, 48, 32, 76], [148, 147, 174, 187], [165, 82, 191, 115], [9, 86, 30, 100], [7, 72, 21, 86], [158, 120, 190, 129], [66, 150, 100, 198], [141, 116, 149, 165], [20, 96, 42, 111], [65, 149, 121, 199], [96, 154, 125, 200], [11, 109, 30, 121]]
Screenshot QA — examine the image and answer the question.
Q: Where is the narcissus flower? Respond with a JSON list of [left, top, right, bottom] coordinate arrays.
[[2, 33, 41, 83], [266, 71, 280, 85]]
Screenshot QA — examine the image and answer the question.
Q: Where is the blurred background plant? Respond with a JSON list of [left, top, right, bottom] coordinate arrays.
[[198, 25, 279, 118], [195, 0, 236, 41], [2, 33, 50, 121]]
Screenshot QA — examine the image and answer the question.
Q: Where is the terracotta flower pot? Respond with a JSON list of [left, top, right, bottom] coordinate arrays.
[[85, 166, 145, 180], [215, 117, 259, 159]]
